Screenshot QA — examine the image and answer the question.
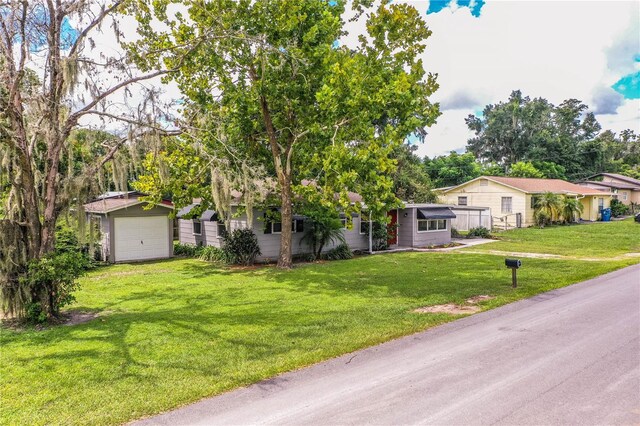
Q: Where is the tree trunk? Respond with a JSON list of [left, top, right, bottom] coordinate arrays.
[[277, 178, 293, 269], [17, 154, 43, 260], [40, 144, 64, 256]]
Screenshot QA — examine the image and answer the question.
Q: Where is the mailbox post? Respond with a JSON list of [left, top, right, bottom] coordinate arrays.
[[505, 258, 522, 288]]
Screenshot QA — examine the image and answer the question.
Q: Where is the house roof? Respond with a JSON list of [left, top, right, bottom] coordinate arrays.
[[84, 193, 173, 214], [586, 173, 640, 187], [577, 180, 639, 190], [444, 176, 611, 196]]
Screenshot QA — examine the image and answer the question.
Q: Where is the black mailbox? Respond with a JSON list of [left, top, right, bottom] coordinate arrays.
[[505, 258, 521, 268]]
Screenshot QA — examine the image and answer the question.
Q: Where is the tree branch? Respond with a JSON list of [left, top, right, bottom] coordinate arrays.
[[67, 0, 123, 60], [74, 109, 177, 133], [91, 128, 182, 175], [65, 69, 172, 132]]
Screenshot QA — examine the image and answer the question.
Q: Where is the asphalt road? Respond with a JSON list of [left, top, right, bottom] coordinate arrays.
[[137, 264, 640, 425]]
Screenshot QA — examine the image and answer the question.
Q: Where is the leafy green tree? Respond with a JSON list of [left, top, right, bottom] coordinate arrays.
[[561, 197, 584, 224], [126, 0, 440, 268], [392, 144, 436, 202], [480, 163, 506, 177], [424, 152, 481, 187], [531, 161, 567, 180], [508, 162, 544, 178], [466, 91, 554, 166]]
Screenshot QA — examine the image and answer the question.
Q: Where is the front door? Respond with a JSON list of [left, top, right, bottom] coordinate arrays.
[[387, 210, 398, 245]]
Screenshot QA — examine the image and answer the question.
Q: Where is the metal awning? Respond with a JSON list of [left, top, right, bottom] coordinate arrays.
[[176, 204, 218, 221], [201, 210, 219, 221], [176, 203, 197, 218], [417, 207, 456, 220]]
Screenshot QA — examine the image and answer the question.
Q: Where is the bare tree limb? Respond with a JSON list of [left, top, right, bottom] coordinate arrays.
[[67, 0, 123, 60], [64, 69, 172, 132]]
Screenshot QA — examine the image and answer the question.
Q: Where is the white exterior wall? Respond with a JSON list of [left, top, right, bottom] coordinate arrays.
[[444, 179, 529, 227]]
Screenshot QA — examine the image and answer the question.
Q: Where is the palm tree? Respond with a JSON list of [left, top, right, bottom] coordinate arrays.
[[533, 192, 562, 227], [300, 215, 346, 260], [561, 196, 584, 224]]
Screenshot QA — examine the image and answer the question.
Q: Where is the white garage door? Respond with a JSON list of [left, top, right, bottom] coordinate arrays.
[[114, 216, 170, 262]]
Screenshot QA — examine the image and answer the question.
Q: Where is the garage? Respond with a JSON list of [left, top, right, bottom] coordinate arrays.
[[113, 216, 171, 262], [84, 191, 174, 263]]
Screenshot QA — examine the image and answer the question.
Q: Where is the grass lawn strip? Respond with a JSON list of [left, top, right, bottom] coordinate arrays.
[[1, 249, 638, 425], [465, 217, 640, 258]]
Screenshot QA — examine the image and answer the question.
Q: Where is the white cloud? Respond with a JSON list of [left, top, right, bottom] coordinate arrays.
[[591, 86, 624, 115], [409, 0, 640, 158]]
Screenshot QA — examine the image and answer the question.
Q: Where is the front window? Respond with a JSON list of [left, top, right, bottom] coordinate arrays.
[[340, 217, 348, 229], [418, 219, 447, 232], [217, 223, 227, 239], [458, 196, 468, 206], [598, 198, 604, 209], [360, 219, 369, 235], [271, 219, 303, 234], [501, 197, 513, 214], [192, 219, 202, 235], [531, 196, 539, 209]]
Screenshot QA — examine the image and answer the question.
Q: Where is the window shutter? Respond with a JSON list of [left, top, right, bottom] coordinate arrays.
[[295, 219, 304, 233], [264, 212, 271, 234]]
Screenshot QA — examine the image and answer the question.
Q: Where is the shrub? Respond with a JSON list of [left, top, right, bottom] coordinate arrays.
[[450, 227, 462, 238], [199, 246, 233, 263], [534, 209, 552, 228], [293, 252, 317, 263], [173, 242, 202, 257], [322, 243, 353, 261], [223, 228, 261, 265], [19, 251, 90, 322], [55, 224, 97, 265], [300, 213, 345, 260], [610, 199, 630, 217], [466, 226, 491, 239]]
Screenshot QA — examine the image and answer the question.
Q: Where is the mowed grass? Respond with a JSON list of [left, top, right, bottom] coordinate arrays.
[[1, 251, 638, 426], [469, 218, 640, 258]]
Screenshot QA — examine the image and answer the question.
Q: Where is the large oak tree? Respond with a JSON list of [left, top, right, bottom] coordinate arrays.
[[0, 0, 179, 317], [126, 0, 440, 268]]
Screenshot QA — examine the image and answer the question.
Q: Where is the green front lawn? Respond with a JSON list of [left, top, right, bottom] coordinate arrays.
[[469, 218, 640, 258], [1, 252, 637, 425]]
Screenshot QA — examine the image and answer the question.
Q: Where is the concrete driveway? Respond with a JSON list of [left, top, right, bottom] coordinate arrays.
[[137, 264, 640, 425]]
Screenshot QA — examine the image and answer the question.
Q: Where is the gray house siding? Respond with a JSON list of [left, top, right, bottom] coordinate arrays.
[[178, 219, 220, 247], [394, 207, 453, 248], [178, 205, 453, 259], [178, 207, 369, 261], [396, 208, 415, 246], [413, 229, 450, 247]]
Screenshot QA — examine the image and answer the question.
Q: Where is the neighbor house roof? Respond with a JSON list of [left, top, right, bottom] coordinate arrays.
[[586, 173, 640, 187], [84, 193, 173, 214], [577, 180, 639, 190], [443, 176, 611, 196]]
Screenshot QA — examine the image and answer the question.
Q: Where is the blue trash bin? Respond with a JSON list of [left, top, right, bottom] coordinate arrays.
[[601, 208, 611, 222]]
